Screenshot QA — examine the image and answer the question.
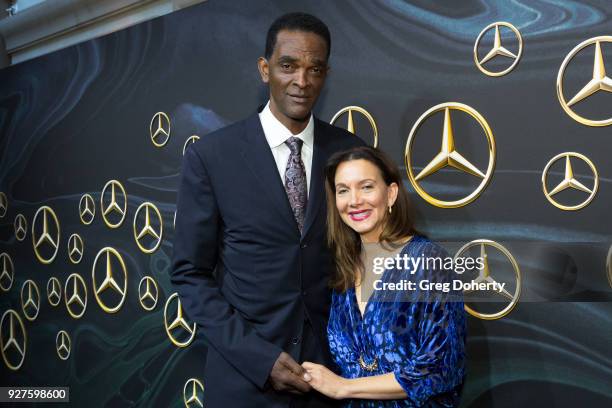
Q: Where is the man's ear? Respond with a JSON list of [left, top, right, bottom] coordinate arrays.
[[257, 57, 269, 84]]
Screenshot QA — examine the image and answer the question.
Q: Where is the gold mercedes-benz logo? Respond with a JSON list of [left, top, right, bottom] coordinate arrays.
[[138, 276, 159, 311], [133, 202, 163, 253], [56, 330, 71, 361], [68, 233, 84, 264], [32, 205, 61, 264], [64, 273, 87, 319], [330, 106, 379, 147], [454, 239, 521, 320], [0, 192, 7, 218], [474, 22, 523, 77], [541, 152, 598, 211], [150, 112, 171, 147], [14, 214, 27, 242], [47, 277, 62, 306], [101, 180, 127, 228], [92, 247, 128, 313], [405, 102, 496, 208], [79, 193, 95, 225], [0, 252, 14, 292], [183, 378, 204, 407], [164, 293, 196, 348], [0, 309, 26, 370], [183, 135, 200, 156], [557, 36, 612, 126], [20, 279, 40, 321]]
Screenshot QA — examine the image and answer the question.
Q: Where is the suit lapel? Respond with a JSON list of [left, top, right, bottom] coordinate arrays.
[[240, 112, 299, 233], [302, 118, 329, 240]]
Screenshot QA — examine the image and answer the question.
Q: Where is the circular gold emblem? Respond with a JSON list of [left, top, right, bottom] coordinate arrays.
[[92, 247, 128, 313], [68, 233, 84, 264], [20, 279, 40, 321], [454, 239, 521, 320], [183, 135, 200, 156], [47, 277, 62, 306], [14, 214, 27, 242], [183, 378, 204, 407], [0, 252, 14, 292], [150, 112, 171, 147], [405, 102, 496, 208], [56, 330, 71, 360], [541, 152, 598, 211], [138, 276, 159, 311], [0, 309, 27, 370], [101, 180, 127, 228], [330, 106, 378, 147], [474, 22, 523, 77], [0, 192, 7, 218], [79, 193, 95, 225], [64, 273, 87, 319], [164, 292, 196, 348], [31, 205, 61, 264], [133, 202, 163, 253], [556, 36, 612, 126]]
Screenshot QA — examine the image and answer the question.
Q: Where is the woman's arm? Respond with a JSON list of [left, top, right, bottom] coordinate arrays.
[[302, 363, 407, 400]]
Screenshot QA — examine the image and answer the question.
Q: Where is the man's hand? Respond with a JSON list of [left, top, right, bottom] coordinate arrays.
[[269, 352, 312, 394]]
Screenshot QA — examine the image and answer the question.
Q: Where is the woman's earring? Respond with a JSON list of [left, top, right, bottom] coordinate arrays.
[[388, 205, 392, 214]]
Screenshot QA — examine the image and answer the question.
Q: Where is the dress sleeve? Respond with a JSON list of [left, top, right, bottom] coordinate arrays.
[[392, 241, 467, 407]]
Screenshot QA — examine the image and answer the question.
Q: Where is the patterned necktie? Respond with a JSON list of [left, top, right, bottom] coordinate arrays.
[[284, 136, 307, 233]]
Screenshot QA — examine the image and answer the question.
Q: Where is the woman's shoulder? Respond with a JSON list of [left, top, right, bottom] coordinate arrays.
[[399, 234, 449, 258]]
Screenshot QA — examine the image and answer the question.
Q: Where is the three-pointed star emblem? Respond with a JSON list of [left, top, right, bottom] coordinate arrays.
[[150, 112, 171, 147], [542, 152, 598, 211], [0, 309, 26, 370], [92, 247, 128, 313], [164, 293, 196, 348], [133, 202, 163, 253], [65, 273, 87, 319], [32, 206, 60, 264], [21, 280, 40, 321], [79, 194, 95, 225], [330, 106, 379, 147], [557, 36, 612, 126], [56, 330, 71, 360], [183, 378, 204, 407]]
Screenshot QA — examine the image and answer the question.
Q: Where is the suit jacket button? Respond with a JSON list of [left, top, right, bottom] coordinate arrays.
[[300, 243, 308, 249], [291, 336, 301, 345]]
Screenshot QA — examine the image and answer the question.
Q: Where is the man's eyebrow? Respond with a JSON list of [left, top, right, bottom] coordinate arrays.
[[277, 56, 298, 63], [311, 58, 327, 66]]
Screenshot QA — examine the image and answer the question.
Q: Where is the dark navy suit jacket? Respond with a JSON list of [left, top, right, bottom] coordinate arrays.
[[171, 107, 364, 407]]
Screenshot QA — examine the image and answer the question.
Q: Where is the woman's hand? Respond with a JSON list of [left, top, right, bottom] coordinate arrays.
[[302, 361, 348, 400]]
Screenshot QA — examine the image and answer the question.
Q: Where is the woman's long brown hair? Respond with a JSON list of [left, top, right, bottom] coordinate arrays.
[[325, 146, 418, 292]]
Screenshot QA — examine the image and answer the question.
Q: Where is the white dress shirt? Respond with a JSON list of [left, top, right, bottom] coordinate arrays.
[[259, 101, 314, 195]]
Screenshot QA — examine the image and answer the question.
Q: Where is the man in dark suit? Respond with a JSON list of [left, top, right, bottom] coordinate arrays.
[[171, 12, 364, 407]]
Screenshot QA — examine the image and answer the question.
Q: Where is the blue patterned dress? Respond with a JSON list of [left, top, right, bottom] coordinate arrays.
[[327, 236, 467, 407]]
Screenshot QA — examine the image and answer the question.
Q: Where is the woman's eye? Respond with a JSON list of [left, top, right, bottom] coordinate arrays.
[[337, 189, 347, 194], [363, 185, 373, 190]]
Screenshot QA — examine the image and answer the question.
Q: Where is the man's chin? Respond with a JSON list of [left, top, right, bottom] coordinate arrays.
[[286, 107, 312, 122]]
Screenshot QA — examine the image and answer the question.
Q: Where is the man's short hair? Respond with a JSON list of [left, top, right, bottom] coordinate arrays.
[[265, 12, 331, 60]]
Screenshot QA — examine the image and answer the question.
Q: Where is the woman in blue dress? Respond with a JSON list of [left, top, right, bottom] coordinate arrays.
[[302, 146, 466, 407]]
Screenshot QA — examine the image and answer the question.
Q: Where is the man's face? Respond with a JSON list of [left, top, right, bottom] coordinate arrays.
[[258, 30, 329, 129]]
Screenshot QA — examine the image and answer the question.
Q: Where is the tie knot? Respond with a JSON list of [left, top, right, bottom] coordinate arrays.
[[285, 137, 303, 155]]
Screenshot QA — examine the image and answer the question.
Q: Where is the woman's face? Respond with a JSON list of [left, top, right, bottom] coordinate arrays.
[[334, 159, 398, 243]]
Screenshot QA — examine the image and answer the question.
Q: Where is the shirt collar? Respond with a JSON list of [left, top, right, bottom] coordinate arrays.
[[259, 101, 314, 149]]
